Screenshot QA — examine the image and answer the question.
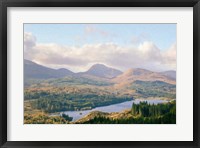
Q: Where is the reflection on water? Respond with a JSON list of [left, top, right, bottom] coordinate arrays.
[[62, 99, 168, 121]]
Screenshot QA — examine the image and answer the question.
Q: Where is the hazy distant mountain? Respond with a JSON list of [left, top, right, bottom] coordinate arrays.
[[112, 68, 176, 89], [121, 68, 153, 77], [24, 59, 74, 79], [80, 64, 123, 79], [160, 70, 176, 80], [24, 59, 176, 86]]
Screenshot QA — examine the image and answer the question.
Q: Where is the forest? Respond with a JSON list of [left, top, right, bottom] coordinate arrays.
[[24, 61, 176, 124], [25, 92, 132, 113], [78, 101, 176, 124], [24, 101, 176, 124], [24, 80, 176, 113], [130, 80, 176, 99]]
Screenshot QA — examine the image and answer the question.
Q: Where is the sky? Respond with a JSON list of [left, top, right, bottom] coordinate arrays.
[[24, 24, 176, 72]]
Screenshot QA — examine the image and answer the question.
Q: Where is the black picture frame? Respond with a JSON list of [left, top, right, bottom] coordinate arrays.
[[0, 0, 200, 147]]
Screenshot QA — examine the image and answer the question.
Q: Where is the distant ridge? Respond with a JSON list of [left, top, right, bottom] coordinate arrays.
[[24, 59, 176, 83], [122, 68, 153, 77], [79, 64, 123, 79], [112, 68, 176, 88], [160, 70, 176, 80], [24, 59, 74, 79]]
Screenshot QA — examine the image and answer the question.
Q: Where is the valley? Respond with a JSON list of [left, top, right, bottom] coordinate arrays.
[[24, 59, 176, 124]]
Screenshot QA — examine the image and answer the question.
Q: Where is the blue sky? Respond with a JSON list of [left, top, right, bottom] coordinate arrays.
[[24, 24, 176, 50], [24, 24, 176, 72]]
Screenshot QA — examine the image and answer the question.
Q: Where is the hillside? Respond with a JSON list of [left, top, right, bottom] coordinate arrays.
[[112, 68, 176, 90], [74, 101, 176, 124], [160, 70, 176, 80], [129, 80, 176, 99], [78, 64, 123, 79], [24, 59, 74, 79], [24, 60, 176, 116]]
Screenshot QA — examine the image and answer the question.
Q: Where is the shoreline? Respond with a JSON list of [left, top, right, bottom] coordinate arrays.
[[49, 97, 174, 117]]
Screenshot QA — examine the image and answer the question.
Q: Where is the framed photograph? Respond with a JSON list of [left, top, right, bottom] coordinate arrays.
[[0, 0, 200, 147]]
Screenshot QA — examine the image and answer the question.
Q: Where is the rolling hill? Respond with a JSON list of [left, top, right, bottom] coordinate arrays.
[[78, 64, 123, 79], [24, 60, 175, 83], [24, 60, 176, 124], [112, 68, 176, 87], [160, 70, 176, 80], [24, 59, 74, 79]]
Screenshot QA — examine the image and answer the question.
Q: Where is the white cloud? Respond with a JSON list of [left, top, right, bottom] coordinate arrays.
[[24, 32, 37, 60], [24, 32, 36, 49], [24, 32, 176, 72], [161, 43, 177, 70]]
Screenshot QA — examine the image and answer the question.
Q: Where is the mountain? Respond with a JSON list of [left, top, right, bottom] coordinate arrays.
[[120, 68, 153, 77], [112, 68, 176, 89], [160, 70, 176, 80], [24, 59, 74, 79], [80, 64, 123, 79], [24, 59, 176, 86]]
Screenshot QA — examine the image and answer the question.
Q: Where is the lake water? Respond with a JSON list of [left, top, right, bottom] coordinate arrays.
[[61, 99, 168, 121]]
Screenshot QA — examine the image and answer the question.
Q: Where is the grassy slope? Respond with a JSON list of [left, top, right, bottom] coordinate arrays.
[[24, 75, 176, 114]]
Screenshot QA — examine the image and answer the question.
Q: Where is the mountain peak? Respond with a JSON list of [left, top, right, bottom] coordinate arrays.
[[24, 60, 74, 79], [86, 64, 122, 79], [113, 67, 176, 85], [90, 63, 108, 69]]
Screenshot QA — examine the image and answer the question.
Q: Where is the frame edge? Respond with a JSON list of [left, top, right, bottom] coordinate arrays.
[[1, 0, 200, 148]]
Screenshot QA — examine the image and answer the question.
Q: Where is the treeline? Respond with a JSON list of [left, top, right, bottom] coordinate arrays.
[[78, 101, 176, 124], [61, 113, 73, 121], [46, 76, 114, 86], [131, 101, 176, 117], [25, 76, 114, 87], [27, 94, 132, 113], [130, 80, 176, 99], [24, 112, 73, 124], [24, 112, 68, 124]]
